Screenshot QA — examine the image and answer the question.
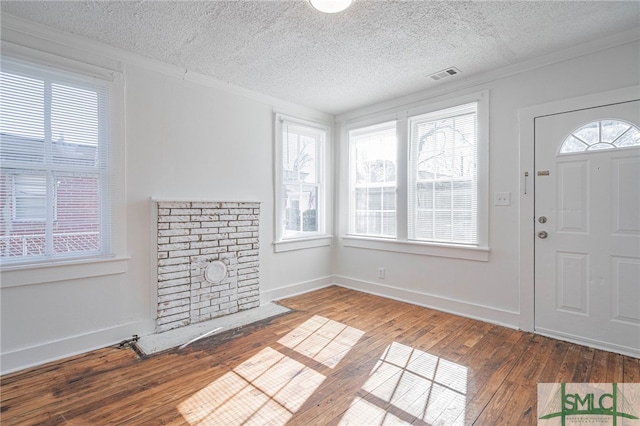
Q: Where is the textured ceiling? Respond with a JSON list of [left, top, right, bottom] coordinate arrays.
[[1, 1, 639, 115]]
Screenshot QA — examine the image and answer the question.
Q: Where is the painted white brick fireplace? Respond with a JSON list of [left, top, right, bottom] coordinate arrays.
[[155, 201, 260, 333]]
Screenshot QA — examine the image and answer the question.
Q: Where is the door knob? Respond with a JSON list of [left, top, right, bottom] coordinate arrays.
[[538, 231, 548, 239]]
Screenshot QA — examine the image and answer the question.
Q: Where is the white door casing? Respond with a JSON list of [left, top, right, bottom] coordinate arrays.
[[534, 100, 640, 357]]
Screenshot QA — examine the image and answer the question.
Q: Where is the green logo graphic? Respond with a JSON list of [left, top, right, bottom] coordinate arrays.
[[538, 383, 639, 425]]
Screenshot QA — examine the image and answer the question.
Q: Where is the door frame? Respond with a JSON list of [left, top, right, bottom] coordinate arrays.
[[517, 85, 639, 334]]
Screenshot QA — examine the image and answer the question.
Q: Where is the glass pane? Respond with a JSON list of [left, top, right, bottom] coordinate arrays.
[[349, 121, 397, 237], [415, 211, 433, 240], [282, 130, 318, 184], [415, 113, 476, 181], [301, 185, 318, 232], [355, 211, 367, 234], [355, 140, 369, 161], [383, 187, 395, 210], [367, 212, 381, 236], [0, 171, 47, 259], [14, 174, 46, 221], [417, 182, 433, 209], [51, 83, 99, 146], [453, 180, 473, 210], [356, 161, 369, 183], [382, 212, 396, 237], [385, 160, 396, 182], [435, 181, 451, 209], [573, 122, 599, 145], [601, 120, 630, 143], [54, 174, 100, 254], [298, 135, 317, 183], [410, 104, 478, 244], [302, 208, 317, 232], [434, 211, 452, 240], [355, 188, 367, 210], [614, 127, 640, 148], [560, 135, 588, 153], [283, 184, 301, 232], [368, 187, 382, 210], [283, 184, 317, 234], [0, 72, 44, 140], [370, 160, 385, 183], [452, 211, 475, 243], [282, 132, 299, 180]]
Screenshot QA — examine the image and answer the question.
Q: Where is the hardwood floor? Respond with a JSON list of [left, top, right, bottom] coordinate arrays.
[[2, 286, 639, 425]]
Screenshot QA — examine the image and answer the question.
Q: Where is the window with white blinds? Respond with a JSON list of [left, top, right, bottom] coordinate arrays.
[[349, 121, 397, 237], [342, 94, 487, 257], [0, 57, 112, 265], [409, 103, 478, 245]]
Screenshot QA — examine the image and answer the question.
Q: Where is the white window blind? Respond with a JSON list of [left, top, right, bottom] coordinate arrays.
[[280, 119, 325, 239], [408, 102, 478, 245], [349, 121, 397, 237], [0, 57, 112, 264]]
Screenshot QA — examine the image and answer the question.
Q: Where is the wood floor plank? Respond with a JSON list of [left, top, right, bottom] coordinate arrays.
[[1, 286, 638, 426], [624, 356, 640, 382]]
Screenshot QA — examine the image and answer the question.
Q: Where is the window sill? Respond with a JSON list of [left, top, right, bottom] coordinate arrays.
[[341, 236, 490, 261], [274, 235, 333, 252], [0, 256, 130, 288]]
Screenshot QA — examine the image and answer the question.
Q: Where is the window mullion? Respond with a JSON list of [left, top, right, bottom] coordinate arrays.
[[44, 80, 54, 256], [396, 115, 408, 241]]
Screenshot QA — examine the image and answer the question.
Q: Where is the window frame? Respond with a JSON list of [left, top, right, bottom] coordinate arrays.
[[0, 55, 115, 267], [274, 113, 332, 251], [339, 91, 490, 261]]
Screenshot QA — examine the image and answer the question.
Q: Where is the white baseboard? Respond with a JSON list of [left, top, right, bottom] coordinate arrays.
[[261, 275, 335, 303], [1, 319, 155, 375], [2, 276, 521, 375], [334, 275, 520, 329]]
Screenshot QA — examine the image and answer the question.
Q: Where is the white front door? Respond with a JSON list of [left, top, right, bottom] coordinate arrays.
[[534, 100, 640, 357]]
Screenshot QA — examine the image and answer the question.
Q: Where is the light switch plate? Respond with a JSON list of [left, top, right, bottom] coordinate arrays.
[[494, 192, 511, 206]]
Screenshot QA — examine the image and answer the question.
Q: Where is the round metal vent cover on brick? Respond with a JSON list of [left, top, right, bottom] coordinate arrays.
[[204, 260, 227, 284]]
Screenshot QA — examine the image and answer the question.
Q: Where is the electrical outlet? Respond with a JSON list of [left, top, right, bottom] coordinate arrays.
[[378, 267, 385, 279], [494, 192, 511, 206]]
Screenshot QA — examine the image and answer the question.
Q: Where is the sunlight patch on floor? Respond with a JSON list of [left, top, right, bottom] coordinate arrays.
[[339, 341, 468, 426], [178, 347, 324, 425], [179, 316, 365, 425], [278, 315, 365, 368]]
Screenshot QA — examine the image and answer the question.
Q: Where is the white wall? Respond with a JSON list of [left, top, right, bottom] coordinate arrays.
[[334, 40, 640, 327], [0, 18, 333, 374]]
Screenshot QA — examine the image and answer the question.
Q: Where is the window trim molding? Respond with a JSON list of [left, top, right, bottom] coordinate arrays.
[[273, 235, 333, 253], [338, 90, 490, 259], [0, 255, 129, 287], [341, 236, 489, 261], [274, 113, 332, 247]]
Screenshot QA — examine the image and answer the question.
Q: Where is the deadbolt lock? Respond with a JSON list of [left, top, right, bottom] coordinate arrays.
[[538, 216, 547, 224]]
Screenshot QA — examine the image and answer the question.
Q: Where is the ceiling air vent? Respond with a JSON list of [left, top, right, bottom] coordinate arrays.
[[429, 67, 461, 81]]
